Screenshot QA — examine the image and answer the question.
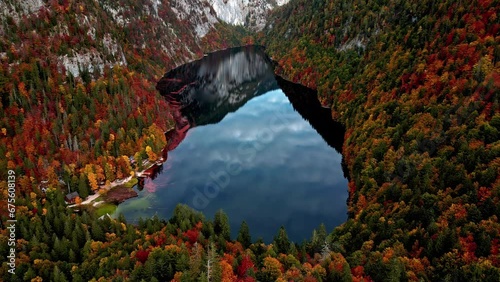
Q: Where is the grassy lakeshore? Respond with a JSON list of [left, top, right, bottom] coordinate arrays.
[[95, 203, 117, 217]]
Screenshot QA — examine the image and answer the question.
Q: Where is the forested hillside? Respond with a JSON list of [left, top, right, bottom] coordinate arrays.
[[0, 0, 499, 281], [262, 0, 500, 280], [0, 0, 247, 199]]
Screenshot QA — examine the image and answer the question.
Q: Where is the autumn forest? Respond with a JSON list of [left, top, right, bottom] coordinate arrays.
[[1, 0, 499, 281]]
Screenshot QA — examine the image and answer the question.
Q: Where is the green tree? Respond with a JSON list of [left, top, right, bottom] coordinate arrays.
[[23, 267, 37, 281], [214, 209, 231, 241], [90, 221, 105, 241], [237, 221, 251, 248], [273, 226, 290, 254], [52, 265, 68, 282], [310, 223, 328, 253], [77, 173, 90, 198]]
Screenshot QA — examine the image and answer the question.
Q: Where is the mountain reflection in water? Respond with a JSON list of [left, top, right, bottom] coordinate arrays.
[[156, 46, 344, 156]]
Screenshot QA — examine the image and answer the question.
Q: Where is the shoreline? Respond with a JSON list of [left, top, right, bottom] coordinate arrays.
[[68, 157, 166, 209], [69, 46, 254, 210]]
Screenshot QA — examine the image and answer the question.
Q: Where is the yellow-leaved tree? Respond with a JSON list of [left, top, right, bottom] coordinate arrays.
[[145, 146, 157, 162]]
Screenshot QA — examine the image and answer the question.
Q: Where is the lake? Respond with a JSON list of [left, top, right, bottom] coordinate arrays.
[[113, 46, 348, 242]]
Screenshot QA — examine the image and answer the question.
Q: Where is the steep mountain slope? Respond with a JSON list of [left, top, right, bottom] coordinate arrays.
[[262, 0, 500, 280], [0, 0, 286, 77], [0, 0, 260, 197], [206, 0, 289, 30], [1, 0, 203, 76], [0, 0, 291, 193]]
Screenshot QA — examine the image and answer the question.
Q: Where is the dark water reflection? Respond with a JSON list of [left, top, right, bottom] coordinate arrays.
[[115, 46, 348, 242]]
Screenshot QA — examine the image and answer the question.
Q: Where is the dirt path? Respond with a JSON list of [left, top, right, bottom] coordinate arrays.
[[67, 176, 133, 208], [67, 160, 157, 208]]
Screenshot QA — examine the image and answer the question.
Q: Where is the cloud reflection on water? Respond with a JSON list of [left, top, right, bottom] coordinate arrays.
[[116, 46, 347, 242]]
